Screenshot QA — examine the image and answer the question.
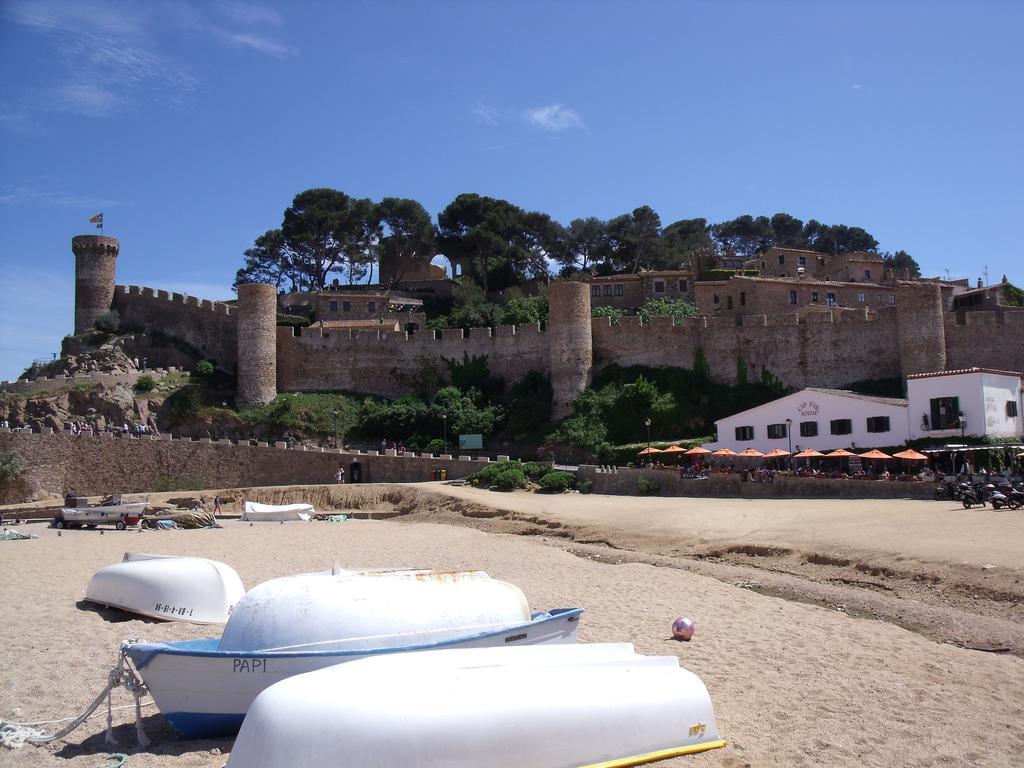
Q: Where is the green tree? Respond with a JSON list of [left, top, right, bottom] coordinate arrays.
[[281, 188, 380, 290], [710, 214, 774, 260], [431, 386, 502, 437], [638, 297, 697, 324], [377, 197, 436, 285], [882, 250, 921, 277], [437, 193, 530, 291], [559, 217, 608, 272], [234, 229, 294, 290], [661, 217, 713, 272], [606, 206, 665, 273]]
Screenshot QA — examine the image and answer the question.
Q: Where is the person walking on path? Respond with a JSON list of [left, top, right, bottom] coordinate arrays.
[[336, 466, 346, 484], [213, 495, 222, 516]]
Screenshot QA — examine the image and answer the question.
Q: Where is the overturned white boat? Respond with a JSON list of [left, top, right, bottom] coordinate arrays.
[[125, 568, 582, 738], [241, 501, 314, 521], [228, 644, 725, 768], [85, 553, 245, 624]]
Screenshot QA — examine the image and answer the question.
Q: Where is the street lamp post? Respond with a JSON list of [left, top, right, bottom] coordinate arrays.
[[442, 414, 448, 451], [958, 411, 966, 442], [644, 417, 652, 451], [785, 418, 793, 470], [332, 409, 339, 449]]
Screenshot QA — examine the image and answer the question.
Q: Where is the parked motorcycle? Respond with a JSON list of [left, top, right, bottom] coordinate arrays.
[[960, 482, 986, 509], [989, 487, 1011, 510]]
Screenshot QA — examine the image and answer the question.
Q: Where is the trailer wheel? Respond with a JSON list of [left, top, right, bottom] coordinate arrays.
[[56, 520, 66, 529], [115, 521, 127, 531]]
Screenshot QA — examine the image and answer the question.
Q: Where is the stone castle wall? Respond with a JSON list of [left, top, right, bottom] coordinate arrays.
[[275, 323, 552, 398], [90, 282, 1021, 402], [0, 430, 501, 502], [591, 308, 903, 387], [112, 285, 239, 372], [944, 309, 1024, 371]]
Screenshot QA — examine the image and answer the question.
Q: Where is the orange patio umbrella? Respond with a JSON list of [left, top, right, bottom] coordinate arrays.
[[764, 448, 791, 458], [826, 449, 856, 458], [737, 448, 765, 457], [637, 447, 663, 455], [893, 449, 928, 461], [711, 448, 737, 457], [859, 449, 893, 460], [793, 449, 824, 459], [684, 446, 713, 455], [661, 445, 687, 453]]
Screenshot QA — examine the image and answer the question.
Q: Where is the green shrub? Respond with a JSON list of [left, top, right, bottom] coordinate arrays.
[[468, 462, 507, 487], [94, 310, 120, 334], [538, 470, 574, 493], [134, 374, 157, 393], [0, 451, 23, 486], [492, 466, 528, 490], [636, 476, 660, 496], [193, 360, 215, 380], [577, 478, 594, 494], [519, 462, 550, 482], [425, 438, 447, 454]]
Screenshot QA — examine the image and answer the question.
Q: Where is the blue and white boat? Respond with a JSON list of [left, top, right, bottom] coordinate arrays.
[[124, 568, 582, 738]]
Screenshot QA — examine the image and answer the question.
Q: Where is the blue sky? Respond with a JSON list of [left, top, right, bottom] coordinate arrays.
[[1, 0, 1022, 380]]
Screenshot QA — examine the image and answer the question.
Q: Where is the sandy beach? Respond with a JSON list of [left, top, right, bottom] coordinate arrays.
[[1, 485, 1022, 767]]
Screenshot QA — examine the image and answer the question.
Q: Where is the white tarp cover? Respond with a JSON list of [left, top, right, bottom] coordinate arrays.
[[241, 502, 314, 521]]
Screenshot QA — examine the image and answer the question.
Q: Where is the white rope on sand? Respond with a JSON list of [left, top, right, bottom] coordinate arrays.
[[0, 639, 151, 750]]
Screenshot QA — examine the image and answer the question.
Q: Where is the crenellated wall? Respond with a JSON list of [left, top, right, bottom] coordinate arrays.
[[275, 322, 552, 398], [944, 309, 1024, 371], [591, 307, 902, 388], [82, 277, 1020, 403], [112, 285, 239, 372]]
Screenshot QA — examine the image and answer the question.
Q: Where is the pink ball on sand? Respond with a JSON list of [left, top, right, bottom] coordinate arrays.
[[671, 616, 695, 641]]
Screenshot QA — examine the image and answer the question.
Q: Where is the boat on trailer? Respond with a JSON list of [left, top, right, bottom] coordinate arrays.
[[57, 495, 149, 530], [85, 553, 245, 624], [227, 643, 725, 768], [240, 501, 314, 521], [124, 568, 582, 738]]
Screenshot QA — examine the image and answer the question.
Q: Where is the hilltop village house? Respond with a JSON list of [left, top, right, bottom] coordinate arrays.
[[587, 270, 696, 310], [709, 368, 1023, 453]]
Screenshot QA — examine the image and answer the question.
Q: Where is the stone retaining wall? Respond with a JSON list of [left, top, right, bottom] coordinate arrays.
[[0, 430, 509, 503], [578, 465, 936, 499]]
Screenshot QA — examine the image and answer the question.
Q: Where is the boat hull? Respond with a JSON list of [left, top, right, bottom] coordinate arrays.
[[85, 554, 245, 624], [126, 607, 582, 738], [226, 644, 724, 768], [58, 503, 148, 528]]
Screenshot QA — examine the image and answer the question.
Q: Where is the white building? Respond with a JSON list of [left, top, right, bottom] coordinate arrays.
[[709, 368, 1024, 452], [907, 368, 1022, 441], [709, 388, 909, 453]]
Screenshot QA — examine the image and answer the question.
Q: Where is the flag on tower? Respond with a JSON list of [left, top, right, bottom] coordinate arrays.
[[89, 213, 103, 228]]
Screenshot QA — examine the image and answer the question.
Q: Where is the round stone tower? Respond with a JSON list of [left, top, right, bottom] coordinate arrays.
[[72, 234, 119, 334], [896, 282, 946, 377], [236, 283, 278, 406], [548, 281, 593, 420]]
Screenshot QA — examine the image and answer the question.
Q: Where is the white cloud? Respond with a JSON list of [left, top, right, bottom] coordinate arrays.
[[1, 0, 298, 120], [523, 104, 585, 132], [473, 102, 501, 126], [219, 31, 297, 59], [0, 185, 122, 209], [217, 1, 283, 27]]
